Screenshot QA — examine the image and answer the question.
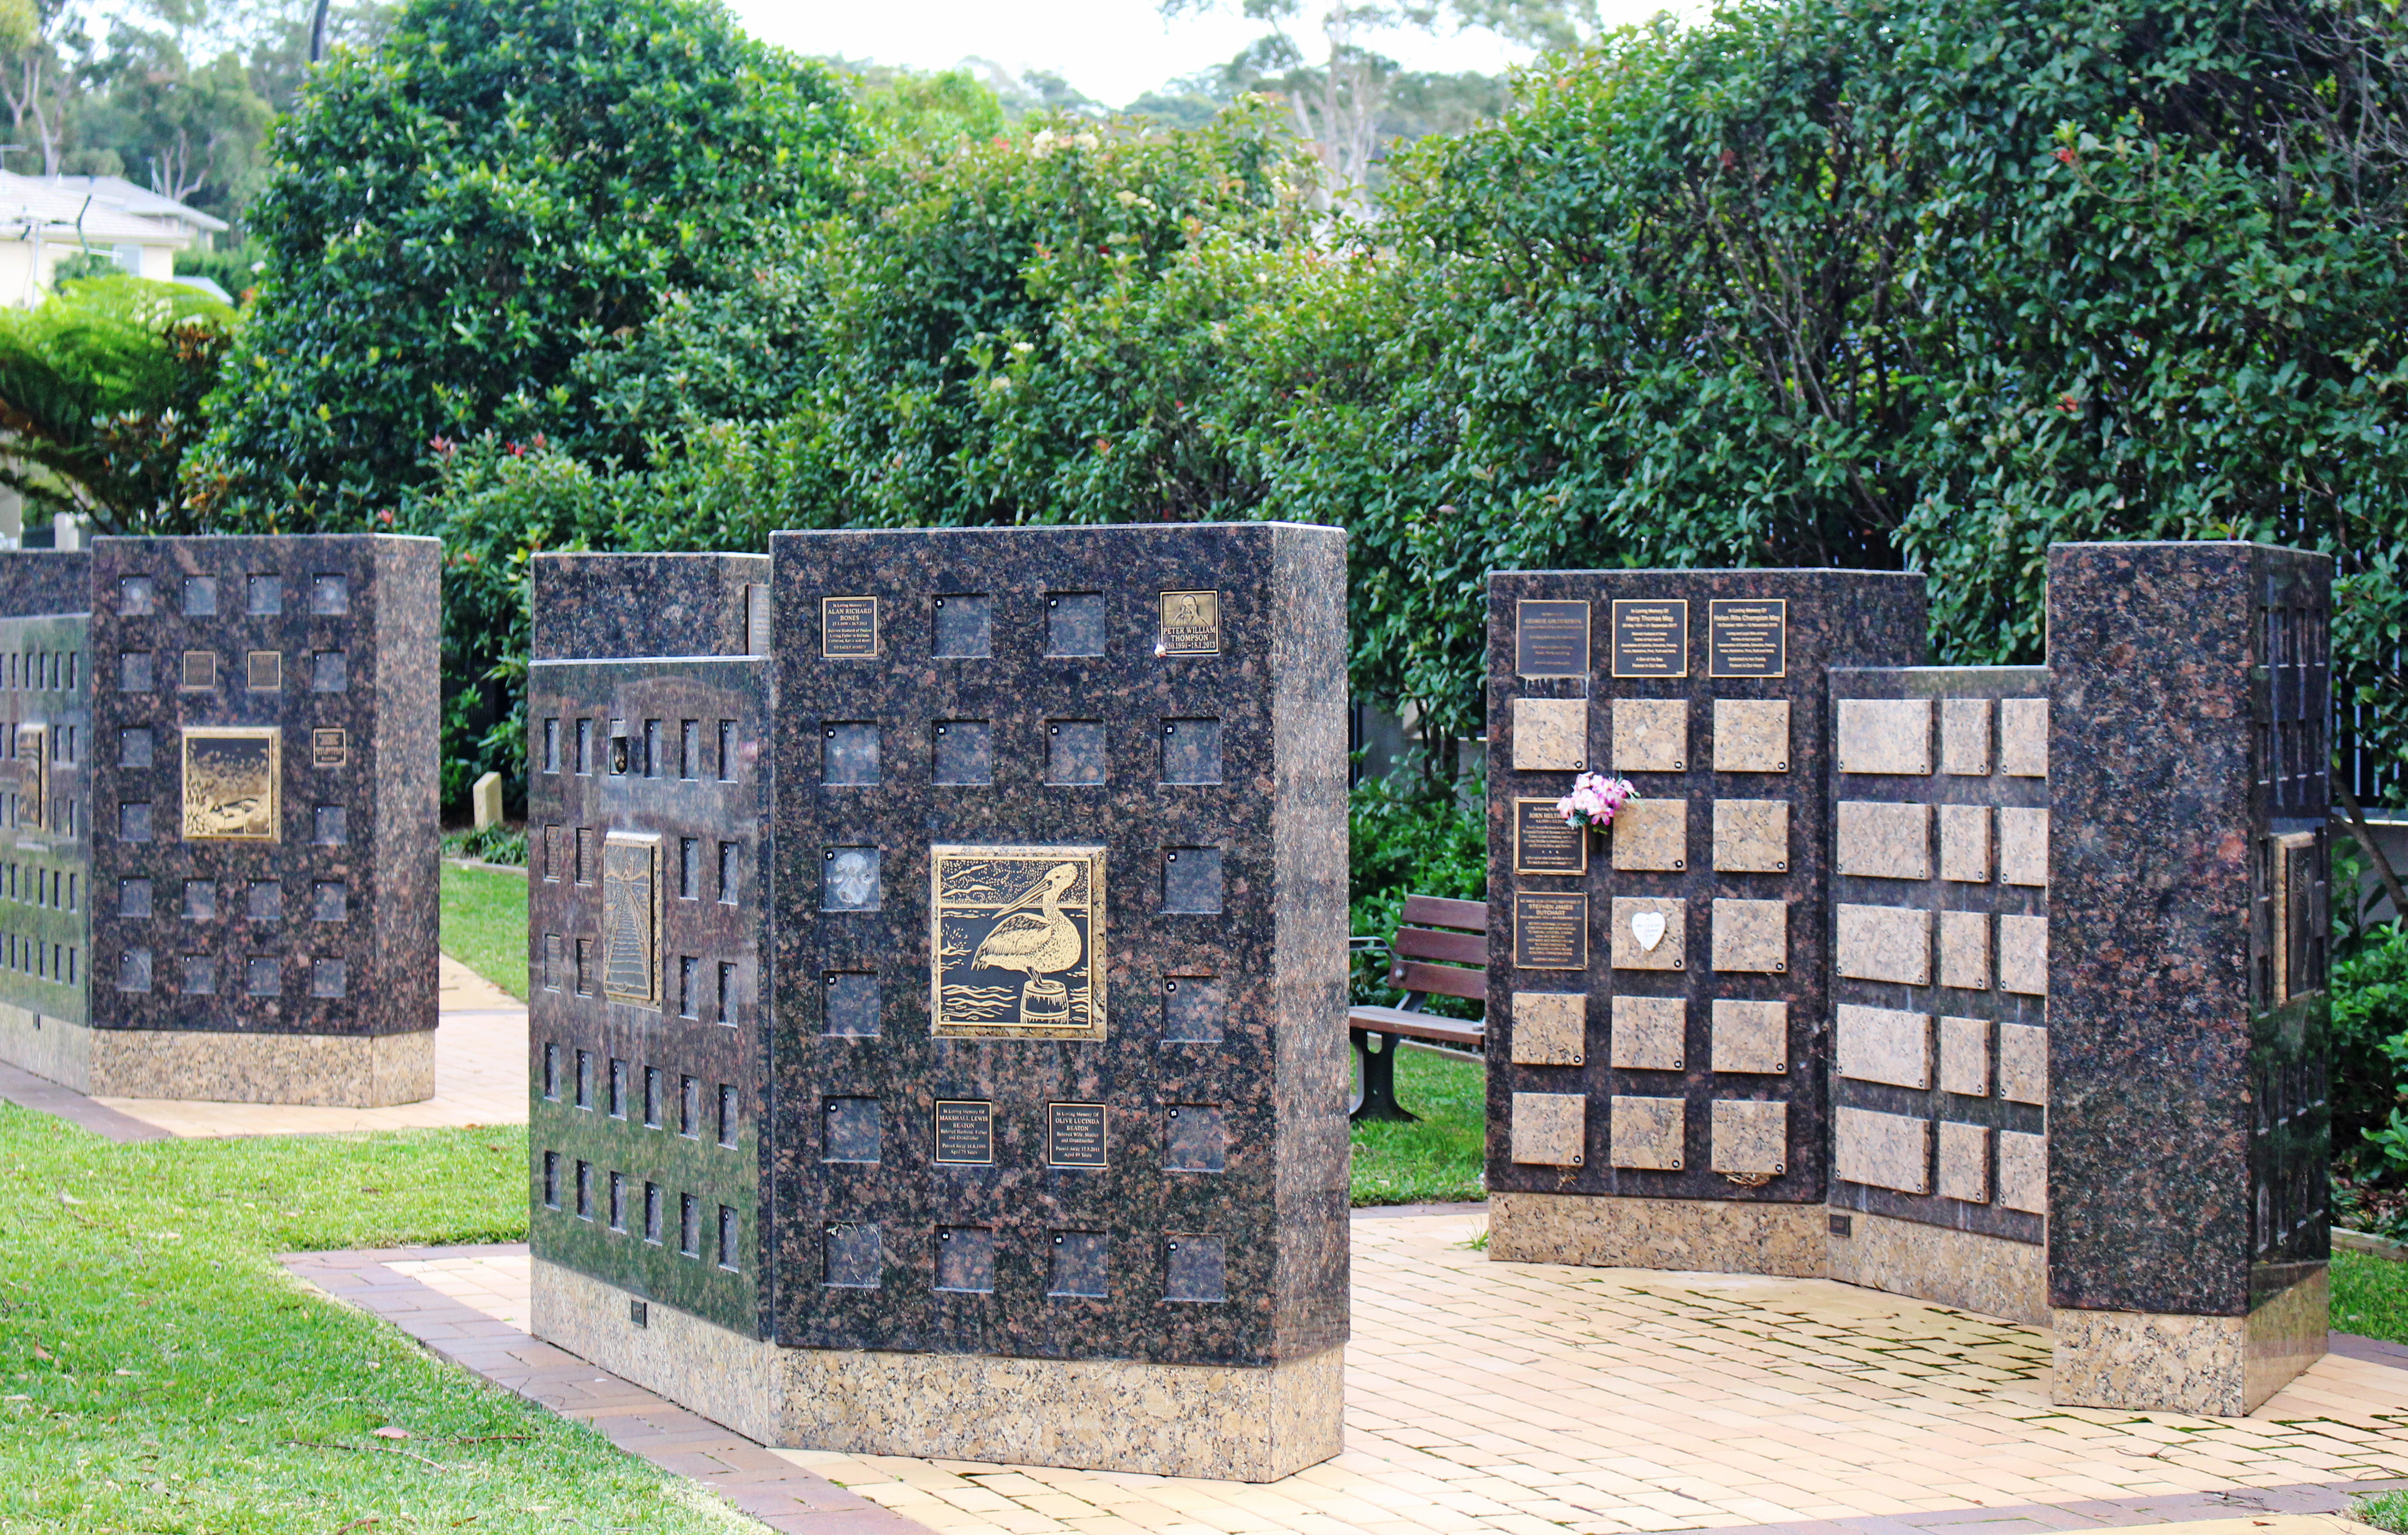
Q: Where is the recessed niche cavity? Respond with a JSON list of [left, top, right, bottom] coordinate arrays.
[[822, 848, 881, 911], [823, 1223, 881, 1288], [933, 594, 992, 658], [1048, 721, 1105, 785], [935, 1226, 996, 1293], [1163, 847, 1223, 913], [1047, 591, 1104, 656], [822, 1096, 881, 1162], [1050, 1231, 1108, 1297], [1161, 718, 1221, 784], [1165, 1235, 1226, 1302], [1164, 1104, 1227, 1172], [1162, 976, 1225, 1042], [933, 721, 992, 785], [823, 723, 878, 785], [823, 971, 880, 1036]]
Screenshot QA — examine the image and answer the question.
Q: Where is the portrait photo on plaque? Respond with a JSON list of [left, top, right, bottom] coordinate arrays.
[[1708, 598, 1787, 679], [931, 844, 1107, 1038], [1611, 599, 1689, 678], [600, 832, 661, 1007], [1515, 599, 1591, 678], [820, 595, 880, 658], [1513, 797, 1589, 876], [181, 726, 280, 841], [1158, 589, 1221, 655]]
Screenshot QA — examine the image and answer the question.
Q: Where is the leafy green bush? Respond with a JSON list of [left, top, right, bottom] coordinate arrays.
[[442, 822, 529, 866]]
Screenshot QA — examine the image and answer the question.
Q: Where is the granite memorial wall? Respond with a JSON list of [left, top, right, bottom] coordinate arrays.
[[1484, 543, 2333, 1416], [527, 526, 1351, 1480], [0, 535, 441, 1107]]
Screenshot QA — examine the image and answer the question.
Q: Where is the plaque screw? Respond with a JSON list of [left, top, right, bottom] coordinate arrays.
[[935, 597, 944, 607], [1674, 959, 1685, 969], [936, 724, 945, 735], [1574, 760, 1584, 770], [1572, 1056, 1583, 1065], [1050, 725, 1059, 735], [1775, 1163, 1786, 1175], [1164, 979, 1177, 992], [1674, 759, 1685, 770], [1572, 1154, 1583, 1164], [825, 727, 835, 738], [1673, 859, 1685, 870], [1777, 860, 1788, 871], [827, 1101, 838, 1112], [825, 850, 834, 860], [1776, 961, 1787, 972], [1167, 1241, 1178, 1251], [1166, 852, 1177, 862], [941, 1230, 951, 1241], [1673, 1058, 1683, 1069], [1778, 761, 1788, 771], [1164, 724, 1175, 736], [1048, 598, 1059, 608], [1167, 1108, 1179, 1119], [1672, 1159, 1682, 1168]]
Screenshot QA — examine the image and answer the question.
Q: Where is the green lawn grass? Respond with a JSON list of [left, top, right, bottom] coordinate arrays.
[[0, 1105, 751, 1534], [441, 861, 529, 1000], [1350, 1047, 1487, 1205], [2333, 1249, 2408, 1345]]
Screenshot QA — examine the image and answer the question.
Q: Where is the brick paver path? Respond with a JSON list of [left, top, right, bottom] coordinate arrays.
[[290, 1211, 2408, 1535]]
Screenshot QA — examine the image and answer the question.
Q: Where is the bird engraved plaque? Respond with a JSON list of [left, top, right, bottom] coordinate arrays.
[[931, 844, 1107, 1039], [181, 726, 280, 841]]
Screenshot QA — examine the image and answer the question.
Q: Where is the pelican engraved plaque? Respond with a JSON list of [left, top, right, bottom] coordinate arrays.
[[600, 832, 661, 1006], [931, 844, 1107, 1039], [181, 726, 279, 840]]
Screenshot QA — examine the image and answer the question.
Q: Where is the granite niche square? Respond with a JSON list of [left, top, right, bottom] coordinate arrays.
[[1513, 697, 1588, 771], [1610, 698, 1686, 773], [1609, 896, 1685, 971], [1610, 797, 1687, 872], [1608, 994, 1684, 1071], [1512, 992, 1586, 1066]]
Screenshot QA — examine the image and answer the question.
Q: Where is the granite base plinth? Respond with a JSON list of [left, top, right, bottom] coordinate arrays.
[[0, 1012, 434, 1106], [1826, 1211, 2047, 1325], [531, 1259, 1345, 1481], [2050, 1268, 2329, 1415], [1489, 1192, 1826, 1276]]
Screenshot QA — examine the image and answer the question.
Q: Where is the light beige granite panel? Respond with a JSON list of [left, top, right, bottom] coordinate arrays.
[[1999, 698, 2049, 777], [1608, 1094, 1685, 1170], [1489, 1191, 1826, 1277], [1511, 992, 1587, 1066], [1609, 896, 1685, 972], [1834, 1004, 1930, 1089], [1710, 999, 1788, 1075], [1835, 698, 1933, 776], [1937, 1121, 1991, 1203], [1710, 1099, 1786, 1176], [1711, 898, 1788, 974], [1940, 697, 1994, 776], [1711, 798, 1788, 873], [1611, 797, 1688, 872], [1712, 699, 1790, 773], [1999, 1022, 2048, 1104], [1612, 698, 1687, 773], [0, 1004, 92, 1093], [2052, 1270, 2328, 1416], [1835, 903, 1931, 985], [532, 1256, 782, 1443], [1939, 909, 1992, 991], [67, 1026, 437, 1106], [1939, 1015, 1992, 1096], [1513, 697, 1589, 772], [1998, 914, 2048, 995], [1824, 1210, 2045, 1325], [1835, 800, 1931, 880], [1998, 807, 2049, 887], [1834, 1106, 1930, 1194], [1511, 1091, 1587, 1165], [1608, 994, 1685, 1071], [1998, 1129, 2047, 1213], [1938, 804, 1993, 883]]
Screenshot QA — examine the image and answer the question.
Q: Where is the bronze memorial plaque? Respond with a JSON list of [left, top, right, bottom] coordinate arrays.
[[311, 727, 347, 767], [1158, 590, 1221, 655], [1513, 891, 1590, 970], [600, 832, 661, 1007], [934, 1099, 995, 1164], [1513, 797, 1588, 876], [820, 596, 880, 658], [1047, 1102, 1109, 1168], [1709, 598, 1787, 679], [1516, 599, 1590, 678], [13, 725, 43, 830], [931, 844, 1108, 1039], [1611, 599, 1688, 679], [181, 727, 280, 841]]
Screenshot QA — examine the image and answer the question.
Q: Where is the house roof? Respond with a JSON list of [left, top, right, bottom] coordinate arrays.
[[0, 171, 203, 248], [38, 174, 229, 236]]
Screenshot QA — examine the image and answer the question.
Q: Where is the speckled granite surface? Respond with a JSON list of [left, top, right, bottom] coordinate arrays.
[[1484, 570, 1926, 1211], [1489, 1190, 1827, 1275], [2046, 544, 2332, 1324], [531, 553, 770, 662], [0, 551, 92, 618], [767, 526, 1350, 1370]]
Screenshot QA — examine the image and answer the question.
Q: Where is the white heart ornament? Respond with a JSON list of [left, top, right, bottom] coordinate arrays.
[[1631, 911, 1667, 952]]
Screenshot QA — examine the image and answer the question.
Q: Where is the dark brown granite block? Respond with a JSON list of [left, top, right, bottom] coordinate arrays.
[[532, 553, 770, 662]]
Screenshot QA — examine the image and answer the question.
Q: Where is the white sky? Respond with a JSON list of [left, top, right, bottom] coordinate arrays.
[[725, 0, 1551, 107]]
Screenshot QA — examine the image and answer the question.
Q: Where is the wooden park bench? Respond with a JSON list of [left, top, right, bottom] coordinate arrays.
[[1348, 894, 1487, 1122]]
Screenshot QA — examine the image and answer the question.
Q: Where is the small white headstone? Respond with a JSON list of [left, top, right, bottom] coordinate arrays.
[[472, 771, 503, 831]]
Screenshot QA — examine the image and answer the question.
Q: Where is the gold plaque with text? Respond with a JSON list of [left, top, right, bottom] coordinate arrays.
[[931, 844, 1106, 1039]]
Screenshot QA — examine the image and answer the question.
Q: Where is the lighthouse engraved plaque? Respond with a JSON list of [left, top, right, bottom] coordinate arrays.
[[930, 843, 1107, 1040]]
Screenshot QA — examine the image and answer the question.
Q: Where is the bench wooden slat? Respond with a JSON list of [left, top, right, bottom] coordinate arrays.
[[1348, 1005, 1484, 1049], [1389, 958, 1487, 1002], [1391, 925, 1485, 965], [1400, 894, 1484, 931]]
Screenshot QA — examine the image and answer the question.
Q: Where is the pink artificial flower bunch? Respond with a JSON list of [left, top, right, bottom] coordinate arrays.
[[1557, 772, 1639, 831]]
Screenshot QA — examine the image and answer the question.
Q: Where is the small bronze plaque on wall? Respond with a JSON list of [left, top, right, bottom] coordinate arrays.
[[600, 832, 660, 1007], [821, 596, 880, 658], [181, 726, 279, 841], [1513, 891, 1589, 970], [1516, 600, 1590, 678], [934, 1099, 995, 1164], [13, 725, 42, 830], [1513, 798, 1588, 875], [312, 727, 347, 767], [1708, 599, 1787, 678], [1158, 590, 1221, 655], [1047, 1102, 1108, 1168], [1611, 600, 1688, 679]]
